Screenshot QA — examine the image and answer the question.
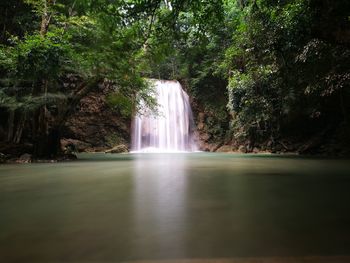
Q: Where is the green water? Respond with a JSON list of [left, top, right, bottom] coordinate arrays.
[[0, 153, 350, 262]]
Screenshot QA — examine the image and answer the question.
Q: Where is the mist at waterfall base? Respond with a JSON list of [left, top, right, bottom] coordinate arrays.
[[131, 79, 198, 153]]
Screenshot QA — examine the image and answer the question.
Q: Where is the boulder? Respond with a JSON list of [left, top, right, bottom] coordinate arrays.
[[197, 122, 205, 130], [61, 138, 92, 152], [198, 142, 210, 152], [0, 153, 6, 163], [275, 144, 283, 151], [18, 153, 32, 163], [199, 132, 210, 141], [216, 145, 233, 152], [238, 145, 247, 153], [63, 84, 130, 152], [198, 112, 206, 123], [253, 147, 260, 153], [105, 144, 129, 153]]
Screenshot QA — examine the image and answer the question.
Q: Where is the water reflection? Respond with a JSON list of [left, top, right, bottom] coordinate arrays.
[[1, 154, 350, 262], [133, 154, 188, 259]]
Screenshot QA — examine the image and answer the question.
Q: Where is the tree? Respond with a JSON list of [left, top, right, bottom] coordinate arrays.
[[0, 0, 164, 157]]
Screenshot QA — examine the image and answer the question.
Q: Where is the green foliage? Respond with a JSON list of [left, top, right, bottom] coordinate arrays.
[[0, 29, 72, 113], [223, 0, 350, 143], [1, 0, 349, 152], [0, 0, 163, 114], [15, 32, 70, 80], [106, 91, 133, 117]]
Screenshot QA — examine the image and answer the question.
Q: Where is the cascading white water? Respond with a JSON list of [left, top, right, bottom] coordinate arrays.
[[132, 79, 197, 153]]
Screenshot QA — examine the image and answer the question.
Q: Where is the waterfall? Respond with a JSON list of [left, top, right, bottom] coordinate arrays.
[[132, 79, 197, 153]]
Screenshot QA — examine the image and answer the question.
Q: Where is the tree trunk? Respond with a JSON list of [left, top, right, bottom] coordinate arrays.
[[33, 106, 49, 158], [47, 126, 62, 157], [32, 78, 101, 158], [31, 1, 59, 158], [13, 112, 26, 144], [40, 0, 49, 36], [7, 110, 15, 142], [33, 125, 62, 158], [339, 88, 348, 125]]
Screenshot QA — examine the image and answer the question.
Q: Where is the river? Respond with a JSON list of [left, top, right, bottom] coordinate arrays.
[[0, 153, 350, 262]]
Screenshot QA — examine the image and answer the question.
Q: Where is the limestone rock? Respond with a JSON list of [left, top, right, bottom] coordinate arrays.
[[18, 153, 32, 163], [216, 145, 233, 152], [253, 147, 260, 153], [199, 133, 210, 142], [198, 112, 206, 123], [105, 144, 129, 154], [61, 138, 92, 152], [197, 122, 205, 130], [238, 145, 247, 153], [63, 83, 130, 152]]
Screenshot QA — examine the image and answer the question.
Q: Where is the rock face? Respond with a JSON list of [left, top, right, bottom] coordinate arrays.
[[180, 79, 231, 152], [194, 111, 227, 152], [216, 145, 234, 153], [191, 105, 231, 152], [63, 84, 131, 152], [252, 147, 260, 153], [105, 144, 128, 154], [238, 145, 247, 153], [61, 138, 92, 152]]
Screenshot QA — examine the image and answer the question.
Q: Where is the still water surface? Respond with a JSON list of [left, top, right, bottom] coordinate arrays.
[[0, 153, 350, 262]]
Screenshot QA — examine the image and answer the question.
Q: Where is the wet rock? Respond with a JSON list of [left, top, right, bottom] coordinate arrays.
[[216, 145, 233, 152], [0, 142, 33, 157], [199, 132, 210, 142], [197, 122, 205, 130], [61, 138, 92, 152], [238, 145, 247, 153], [18, 153, 32, 163], [210, 144, 223, 152], [105, 144, 129, 153], [0, 153, 6, 163], [197, 113, 206, 131], [89, 146, 107, 152], [275, 144, 283, 151], [267, 140, 273, 148], [198, 112, 206, 123], [253, 147, 260, 153], [198, 140, 211, 151]]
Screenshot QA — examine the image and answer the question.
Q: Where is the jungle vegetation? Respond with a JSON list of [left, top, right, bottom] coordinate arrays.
[[0, 0, 349, 158]]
